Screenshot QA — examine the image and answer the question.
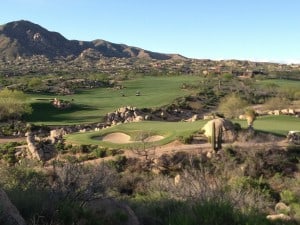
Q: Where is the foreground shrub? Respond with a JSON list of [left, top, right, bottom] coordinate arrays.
[[131, 198, 286, 225]]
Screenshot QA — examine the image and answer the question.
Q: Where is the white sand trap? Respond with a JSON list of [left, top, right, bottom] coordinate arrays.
[[102, 132, 132, 144], [101, 133, 164, 144], [144, 135, 164, 142]]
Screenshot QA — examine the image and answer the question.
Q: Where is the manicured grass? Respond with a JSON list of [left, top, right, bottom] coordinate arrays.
[[256, 79, 300, 90], [66, 115, 300, 147], [236, 115, 300, 136], [65, 120, 207, 148], [26, 76, 200, 125]]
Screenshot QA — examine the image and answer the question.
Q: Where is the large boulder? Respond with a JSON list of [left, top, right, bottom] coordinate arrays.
[[0, 189, 27, 225], [201, 118, 236, 143]]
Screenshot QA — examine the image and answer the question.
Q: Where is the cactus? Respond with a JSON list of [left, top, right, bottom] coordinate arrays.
[[211, 121, 216, 151], [217, 125, 222, 151], [211, 120, 222, 152]]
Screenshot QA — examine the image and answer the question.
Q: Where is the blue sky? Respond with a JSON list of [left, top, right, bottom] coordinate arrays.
[[1, 0, 300, 63]]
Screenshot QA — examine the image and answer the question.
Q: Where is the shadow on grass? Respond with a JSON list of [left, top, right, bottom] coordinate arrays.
[[25, 102, 99, 124]]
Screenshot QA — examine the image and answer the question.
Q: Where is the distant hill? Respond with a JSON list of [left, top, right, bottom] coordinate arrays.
[[0, 20, 185, 60]]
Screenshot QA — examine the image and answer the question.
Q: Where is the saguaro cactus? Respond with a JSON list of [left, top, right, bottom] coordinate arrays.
[[211, 121, 222, 152], [211, 121, 216, 150]]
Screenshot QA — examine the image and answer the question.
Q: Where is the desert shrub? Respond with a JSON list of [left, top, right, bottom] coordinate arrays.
[[0, 121, 27, 136], [58, 201, 86, 225], [77, 154, 93, 162], [233, 122, 242, 131], [132, 198, 278, 225], [61, 155, 78, 163], [92, 147, 107, 158], [109, 156, 128, 172], [7, 188, 52, 221], [79, 144, 93, 153], [0, 164, 52, 221], [217, 93, 248, 118], [287, 144, 300, 154], [264, 96, 291, 111], [0, 164, 48, 190], [0, 142, 21, 164], [228, 144, 297, 179], [107, 148, 123, 156], [117, 172, 148, 196], [280, 190, 298, 204], [178, 134, 193, 144], [55, 141, 66, 153]]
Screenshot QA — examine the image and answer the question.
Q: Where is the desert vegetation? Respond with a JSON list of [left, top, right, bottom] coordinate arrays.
[[1, 32, 300, 224], [1, 19, 300, 225], [0, 70, 299, 225]]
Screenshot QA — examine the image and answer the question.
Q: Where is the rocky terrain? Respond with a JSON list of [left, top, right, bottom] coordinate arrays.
[[0, 20, 300, 79]]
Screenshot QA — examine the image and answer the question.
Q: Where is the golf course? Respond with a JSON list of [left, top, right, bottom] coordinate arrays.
[[22, 75, 300, 147], [26, 76, 200, 125]]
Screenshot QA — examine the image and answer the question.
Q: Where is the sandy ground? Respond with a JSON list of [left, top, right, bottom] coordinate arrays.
[[0, 137, 26, 144]]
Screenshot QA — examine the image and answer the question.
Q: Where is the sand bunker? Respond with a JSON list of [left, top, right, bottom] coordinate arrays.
[[101, 133, 164, 144], [101, 132, 132, 144], [144, 135, 164, 142]]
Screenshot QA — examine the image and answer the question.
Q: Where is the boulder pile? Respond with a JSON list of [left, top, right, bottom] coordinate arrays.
[[105, 106, 146, 125]]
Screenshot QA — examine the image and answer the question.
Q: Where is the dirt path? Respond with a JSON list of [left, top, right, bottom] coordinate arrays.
[[83, 138, 290, 166], [83, 141, 213, 165], [0, 137, 26, 144]]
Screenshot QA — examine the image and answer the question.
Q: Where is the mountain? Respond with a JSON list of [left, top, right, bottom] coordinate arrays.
[[0, 20, 184, 60]]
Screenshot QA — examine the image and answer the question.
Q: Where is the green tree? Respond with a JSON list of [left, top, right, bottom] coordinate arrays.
[[218, 94, 248, 118], [27, 77, 43, 91], [0, 88, 32, 120], [264, 96, 291, 111]]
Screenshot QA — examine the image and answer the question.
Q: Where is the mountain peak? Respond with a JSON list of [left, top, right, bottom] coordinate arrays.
[[0, 20, 183, 60]]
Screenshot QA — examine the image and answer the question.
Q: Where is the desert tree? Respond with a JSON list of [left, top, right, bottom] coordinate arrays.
[[264, 96, 291, 111], [51, 161, 118, 207], [217, 93, 248, 119], [0, 88, 32, 121], [130, 131, 157, 170]]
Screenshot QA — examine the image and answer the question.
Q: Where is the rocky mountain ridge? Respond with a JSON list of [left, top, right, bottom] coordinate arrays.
[[0, 20, 184, 60], [0, 20, 299, 78]]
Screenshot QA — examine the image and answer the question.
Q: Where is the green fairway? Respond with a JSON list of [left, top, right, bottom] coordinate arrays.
[[66, 115, 300, 147], [26, 76, 200, 125]]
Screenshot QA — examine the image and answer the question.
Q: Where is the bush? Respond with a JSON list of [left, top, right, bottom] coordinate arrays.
[[178, 135, 194, 144], [0, 142, 23, 164], [92, 147, 107, 158], [109, 156, 127, 172], [280, 190, 298, 204], [133, 198, 276, 225]]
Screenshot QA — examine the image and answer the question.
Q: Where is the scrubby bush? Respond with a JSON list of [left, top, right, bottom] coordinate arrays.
[[0, 142, 23, 165]]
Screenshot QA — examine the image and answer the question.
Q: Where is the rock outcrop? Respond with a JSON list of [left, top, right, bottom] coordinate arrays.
[[105, 106, 147, 125], [0, 188, 27, 225], [26, 131, 44, 161], [201, 118, 236, 143], [25, 128, 64, 161]]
